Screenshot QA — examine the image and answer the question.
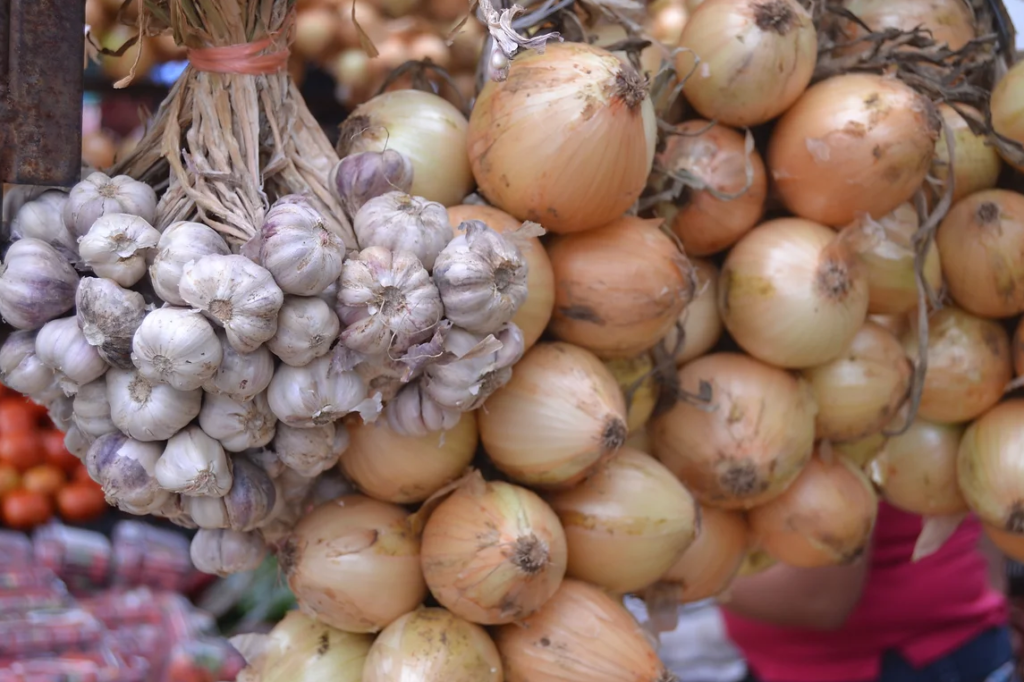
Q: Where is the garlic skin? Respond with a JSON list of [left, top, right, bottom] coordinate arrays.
[[266, 296, 340, 367], [423, 322, 525, 411], [272, 422, 346, 478], [246, 447, 287, 479], [432, 220, 529, 334], [317, 280, 339, 309], [149, 221, 231, 306], [331, 150, 415, 217], [182, 457, 277, 532], [199, 392, 278, 453], [267, 354, 381, 428], [11, 191, 78, 262], [385, 381, 461, 437], [202, 330, 275, 403], [190, 529, 268, 577], [337, 246, 443, 355], [155, 425, 233, 497], [72, 378, 119, 439], [353, 192, 452, 270], [35, 317, 108, 395], [0, 331, 56, 395], [179, 254, 285, 353], [76, 278, 148, 370], [85, 432, 169, 513], [106, 367, 202, 442], [44, 394, 75, 432], [255, 196, 346, 296], [78, 214, 160, 286], [63, 172, 158, 237], [64, 425, 92, 459], [0, 238, 79, 330], [131, 307, 222, 391]]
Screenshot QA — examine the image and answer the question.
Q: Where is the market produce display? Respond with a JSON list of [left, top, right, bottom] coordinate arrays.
[[2, 0, 1023, 678]]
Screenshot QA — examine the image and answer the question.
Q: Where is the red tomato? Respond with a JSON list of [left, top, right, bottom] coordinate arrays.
[[2, 489, 53, 529], [74, 462, 93, 483], [41, 430, 79, 474], [22, 464, 65, 497], [0, 398, 40, 433], [0, 464, 19, 497], [0, 430, 42, 471], [56, 480, 108, 523]]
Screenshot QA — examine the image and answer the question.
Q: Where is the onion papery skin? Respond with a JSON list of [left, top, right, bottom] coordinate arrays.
[[738, 547, 778, 576], [664, 258, 724, 366], [651, 353, 817, 509], [984, 524, 1024, 563], [768, 73, 939, 226], [833, 431, 888, 469], [362, 608, 503, 682], [653, 121, 767, 256], [1015, 317, 1024, 378], [718, 218, 870, 368], [420, 477, 568, 625], [749, 454, 879, 568], [447, 204, 555, 349], [479, 342, 629, 489], [545, 448, 699, 594], [467, 43, 655, 234], [341, 412, 478, 504], [936, 189, 1024, 318], [869, 419, 967, 516], [494, 579, 670, 682], [991, 60, 1024, 172], [900, 306, 1012, 424], [829, 0, 976, 54], [957, 400, 1024, 533], [931, 104, 1002, 205], [283, 495, 427, 633], [801, 321, 912, 442], [256, 610, 372, 682], [677, 0, 816, 127], [547, 216, 693, 359], [603, 356, 659, 434]]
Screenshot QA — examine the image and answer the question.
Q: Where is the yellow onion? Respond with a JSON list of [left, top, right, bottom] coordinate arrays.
[[338, 90, 473, 206], [677, 0, 816, 127], [768, 73, 939, 226], [294, 6, 343, 61], [662, 258, 724, 365], [1015, 317, 1024, 378], [718, 218, 870, 368], [901, 306, 1012, 424], [869, 419, 967, 516], [247, 610, 372, 682], [984, 524, 1024, 562], [738, 548, 777, 576], [833, 431, 888, 469], [990, 58, 1024, 172], [589, 23, 665, 80], [547, 216, 693, 359], [936, 189, 1024, 318], [363, 608, 502, 682], [421, 474, 567, 625], [830, 0, 976, 53], [801, 321, 912, 441], [467, 43, 656, 233], [749, 454, 878, 567], [931, 104, 1003, 204], [603, 356, 658, 434], [494, 579, 670, 682], [82, 131, 117, 171], [649, 0, 690, 46], [626, 428, 653, 453], [545, 448, 698, 594], [447, 204, 555, 349], [340, 413, 477, 505], [957, 400, 1024, 533], [651, 353, 817, 509], [283, 496, 426, 633], [480, 342, 628, 489], [653, 121, 767, 256], [870, 313, 911, 338]]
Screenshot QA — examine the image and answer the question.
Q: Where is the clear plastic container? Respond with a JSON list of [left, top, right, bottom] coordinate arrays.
[[0, 608, 106, 658], [32, 524, 113, 593]]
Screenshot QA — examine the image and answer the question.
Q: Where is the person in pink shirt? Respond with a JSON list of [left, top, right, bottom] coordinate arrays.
[[722, 502, 1016, 682]]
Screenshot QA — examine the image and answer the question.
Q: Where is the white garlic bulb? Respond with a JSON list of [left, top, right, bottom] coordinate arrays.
[[423, 323, 525, 411], [0, 331, 56, 395], [432, 220, 529, 334], [131, 307, 222, 391], [86, 432, 169, 513], [182, 457, 277, 532], [317, 280, 339, 309], [337, 246, 443, 355], [76, 278, 148, 370], [190, 529, 268, 577], [245, 447, 286, 479], [0, 238, 79, 330], [202, 330, 275, 403], [155, 425, 233, 497], [267, 354, 380, 428], [78, 214, 161, 287], [266, 296, 340, 367], [330, 149, 415, 218], [179, 254, 284, 353], [385, 380, 460, 437], [149, 221, 230, 306], [35, 317, 108, 395], [253, 195, 346, 296], [63, 172, 157, 237], [199, 391, 277, 452], [272, 422, 347, 478], [11, 190, 78, 262], [72, 378, 118, 439], [353, 192, 452, 270], [64, 425, 92, 459], [44, 394, 75, 432], [106, 367, 202, 442]]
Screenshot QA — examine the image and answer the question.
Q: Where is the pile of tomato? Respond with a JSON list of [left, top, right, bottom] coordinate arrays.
[[0, 388, 107, 530]]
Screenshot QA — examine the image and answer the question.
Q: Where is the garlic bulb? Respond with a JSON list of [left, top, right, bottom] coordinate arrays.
[[199, 392, 277, 452], [44, 394, 74, 432], [0, 331, 56, 395], [272, 422, 347, 478], [179, 254, 284, 353], [76, 277, 148, 370], [386, 381, 461, 437], [423, 323, 525, 411], [35, 317, 108, 395], [331, 149, 415, 217], [353, 192, 452, 270], [131, 307, 222, 391], [77, 214, 161, 287], [267, 354, 381, 428], [64, 425, 92, 459], [0, 238, 79, 330], [182, 457, 277, 532], [433, 220, 529, 334], [246, 447, 287, 479], [149, 221, 231, 306], [11, 191, 78, 261], [254, 195, 346, 296], [266, 296, 340, 367], [63, 172, 157, 237], [190, 529, 268, 577], [106, 367, 202, 441], [72, 378, 118, 439], [155, 425, 233, 497], [337, 246, 443, 355], [85, 432, 169, 513], [202, 330, 275, 403], [317, 280, 339, 309]]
